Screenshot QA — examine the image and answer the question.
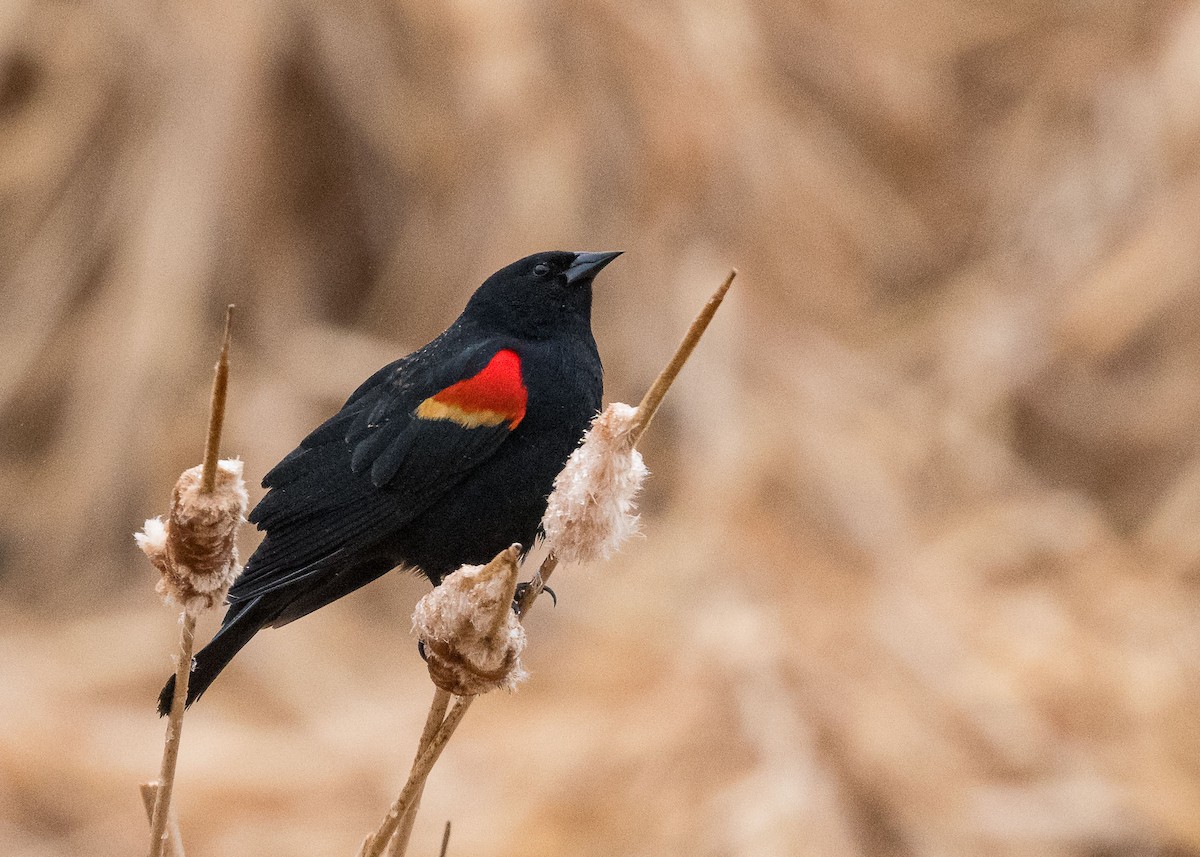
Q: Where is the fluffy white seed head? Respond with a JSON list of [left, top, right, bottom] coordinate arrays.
[[412, 545, 527, 695], [542, 402, 649, 565], [136, 459, 248, 616]]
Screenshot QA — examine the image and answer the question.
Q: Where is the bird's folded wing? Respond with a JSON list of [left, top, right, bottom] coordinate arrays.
[[231, 341, 525, 600]]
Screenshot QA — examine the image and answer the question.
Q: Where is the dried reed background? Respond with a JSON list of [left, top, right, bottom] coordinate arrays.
[[2, 1, 1200, 855]]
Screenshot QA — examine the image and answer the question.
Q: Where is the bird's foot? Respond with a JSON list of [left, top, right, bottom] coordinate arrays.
[[512, 581, 556, 613]]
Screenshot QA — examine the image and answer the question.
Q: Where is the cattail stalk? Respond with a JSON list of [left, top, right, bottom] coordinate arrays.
[[628, 269, 736, 443], [369, 544, 526, 855], [146, 306, 235, 857], [141, 774, 185, 856], [517, 269, 736, 612], [359, 696, 474, 857], [200, 306, 233, 494], [147, 614, 197, 857], [383, 688, 451, 857], [363, 271, 735, 857]]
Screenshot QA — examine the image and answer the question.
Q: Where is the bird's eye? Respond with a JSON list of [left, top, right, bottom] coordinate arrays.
[[533, 263, 550, 276]]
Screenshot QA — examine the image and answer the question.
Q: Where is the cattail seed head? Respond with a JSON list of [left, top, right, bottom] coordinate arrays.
[[413, 545, 527, 695], [136, 459, 248, 616], [542, 402, 649, 565]]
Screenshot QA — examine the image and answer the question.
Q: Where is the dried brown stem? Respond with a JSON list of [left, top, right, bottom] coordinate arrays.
[[359, 696, 474, 857], [363, 270, 734, 856], [438, 821, 451, 857], [140, 783, 185, 857], [148, 613, 196, 857], [518, 270, 736, 614], [629, 269, 735, 443], [384, 688, 452, 857], [200, 305, 234, 494], [148, 307, 234, 857]]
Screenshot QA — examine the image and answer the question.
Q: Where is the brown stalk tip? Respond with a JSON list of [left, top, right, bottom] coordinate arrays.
[[631, 268, 735, 443], [413, 546, 526, 695], [200, 305, 234, 495], [536, 270, 734, 574]]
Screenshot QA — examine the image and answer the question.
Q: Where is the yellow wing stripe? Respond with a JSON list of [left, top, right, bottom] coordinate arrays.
[[415, 398, 513, 428]]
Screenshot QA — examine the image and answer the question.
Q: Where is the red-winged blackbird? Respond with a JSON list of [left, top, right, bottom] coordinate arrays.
[[158, 251, 619, 714]]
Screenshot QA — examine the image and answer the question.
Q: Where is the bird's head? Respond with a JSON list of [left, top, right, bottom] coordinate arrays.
[[464, 251, 621, 339]]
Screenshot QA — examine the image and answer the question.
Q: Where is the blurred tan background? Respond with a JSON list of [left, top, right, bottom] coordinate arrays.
[[3, 0, 1200, 855]]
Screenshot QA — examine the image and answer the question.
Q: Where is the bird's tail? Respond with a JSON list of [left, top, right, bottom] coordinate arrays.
[[156, 598, 267, 716]]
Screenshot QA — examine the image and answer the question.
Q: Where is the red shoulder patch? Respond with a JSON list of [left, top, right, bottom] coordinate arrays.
[[415, 349, 528, 429]]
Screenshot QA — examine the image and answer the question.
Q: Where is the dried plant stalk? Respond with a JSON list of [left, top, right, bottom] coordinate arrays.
[[362, 271, 735, 857], [517, 269, 736, 613], [145, 307, 236, 857], [201, 306, 233, 493], [359, 696, 474, 857], [141, 776, 185, 856], [383, 688, 451, 857], [148, 614, 197, 857], [628, 269, 735, 443], [382, 547, 525, 852]]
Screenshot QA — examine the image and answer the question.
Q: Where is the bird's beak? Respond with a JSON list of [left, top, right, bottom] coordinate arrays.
[[564, 251, 622, 284]]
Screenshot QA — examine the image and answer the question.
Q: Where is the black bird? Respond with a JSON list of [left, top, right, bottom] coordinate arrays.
[[158, 250, 619, 714]]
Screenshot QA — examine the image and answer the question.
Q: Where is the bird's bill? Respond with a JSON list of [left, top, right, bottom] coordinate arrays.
[[564, 251, 622, 284]]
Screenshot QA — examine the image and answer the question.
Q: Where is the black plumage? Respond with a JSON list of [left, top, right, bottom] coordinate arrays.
[[158, 250, 619, 714]]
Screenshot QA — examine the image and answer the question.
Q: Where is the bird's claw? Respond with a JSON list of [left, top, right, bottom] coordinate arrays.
[[512, 581, 557, 612]]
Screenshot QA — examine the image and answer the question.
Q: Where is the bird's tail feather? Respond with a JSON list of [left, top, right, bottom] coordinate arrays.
[[156, 598, 266, 716]]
